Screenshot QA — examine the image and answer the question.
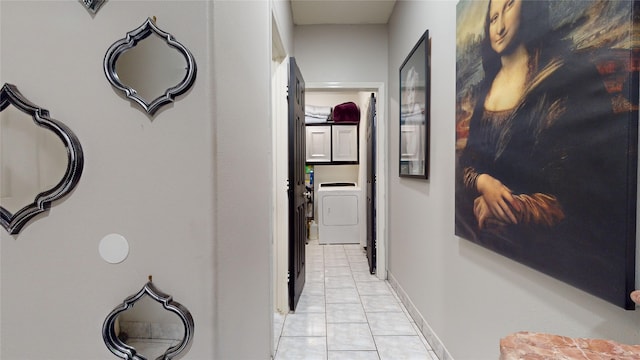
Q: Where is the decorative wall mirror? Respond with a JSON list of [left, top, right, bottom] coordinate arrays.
[[79, 0, 106, 13], [103, 278, 195, 360], [0, 83, 84, 235], [103, 17, 197, 116]]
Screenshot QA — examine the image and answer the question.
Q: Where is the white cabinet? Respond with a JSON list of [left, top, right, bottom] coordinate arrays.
[[332, 124, 358, 162], [306, 125, 331, 163], [306, 123, 358, 164]]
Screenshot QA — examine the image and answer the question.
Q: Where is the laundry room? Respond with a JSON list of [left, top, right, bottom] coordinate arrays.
[[304, 90, 374, 246]]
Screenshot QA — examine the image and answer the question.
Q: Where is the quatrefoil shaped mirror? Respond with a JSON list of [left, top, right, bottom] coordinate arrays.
[[0, 83, 84, 235], [103, 17, 197, 115], [103, 278, 195, 360]]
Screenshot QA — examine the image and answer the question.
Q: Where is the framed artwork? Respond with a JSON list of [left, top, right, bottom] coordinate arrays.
[[400, 30, 430, 179], [455, 0, 638, 309]]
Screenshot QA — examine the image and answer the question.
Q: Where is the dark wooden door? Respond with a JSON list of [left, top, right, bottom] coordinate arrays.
[[288, 57, 306, 311], [366, 93, 377, 274]]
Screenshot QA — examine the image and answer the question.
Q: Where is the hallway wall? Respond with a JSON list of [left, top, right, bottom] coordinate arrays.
[[272, 0, 294, 55], [0, 1, 272, 359], [0, 1, 215, 358], [387, 1, 640, 359], [294, 24, 388, 84], [214, 1, 273, 359]]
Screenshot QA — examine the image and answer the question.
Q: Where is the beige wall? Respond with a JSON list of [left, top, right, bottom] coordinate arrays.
[[213, 1, 273, 358], [0, 1, 272, 359], [294, 24, 388, 84], [4, 1, 638, 360], [387, 1, 640, 359]]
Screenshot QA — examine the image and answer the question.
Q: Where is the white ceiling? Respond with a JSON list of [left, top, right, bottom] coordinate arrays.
[[290, 0, 397, 25]]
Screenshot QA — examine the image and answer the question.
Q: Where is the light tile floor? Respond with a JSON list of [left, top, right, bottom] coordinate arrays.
[[274, 240, 438, 360]]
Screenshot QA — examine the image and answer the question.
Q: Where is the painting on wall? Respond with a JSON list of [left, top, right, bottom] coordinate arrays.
[[455, 0, 639, 309], [400, 30, 430, 179]]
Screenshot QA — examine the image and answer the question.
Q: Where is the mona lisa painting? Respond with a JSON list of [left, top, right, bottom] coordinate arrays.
[[455, 0, 639, 309]]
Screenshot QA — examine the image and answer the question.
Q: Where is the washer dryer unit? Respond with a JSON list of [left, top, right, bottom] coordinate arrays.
[[317, 182, 362, 244]]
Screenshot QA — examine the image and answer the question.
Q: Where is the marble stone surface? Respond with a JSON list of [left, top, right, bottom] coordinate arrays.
[[630, 290, 640, 305], [501, 293, 640, 359], [500, 331, 640, 360]]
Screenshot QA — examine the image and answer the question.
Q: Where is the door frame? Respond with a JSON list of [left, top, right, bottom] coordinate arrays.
[[306, 81, 387, 281], [287, 57, 307, 312], [271, 12, 289, 317], [272, 80, 388, 317]]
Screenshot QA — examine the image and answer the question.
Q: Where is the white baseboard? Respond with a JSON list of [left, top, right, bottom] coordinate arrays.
[[388, 271, 454, 360]]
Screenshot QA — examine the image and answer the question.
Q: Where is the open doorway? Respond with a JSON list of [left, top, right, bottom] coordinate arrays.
[[305, 82, 387, 281], [272, 80, 388, 310], [270, 11, 388, 355]]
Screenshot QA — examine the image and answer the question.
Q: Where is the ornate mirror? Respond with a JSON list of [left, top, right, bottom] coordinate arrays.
[[0, 83, 84, 235], [103, 18, 197, 115], [79, 0, 106, 13], [103, 278, 195, 360]]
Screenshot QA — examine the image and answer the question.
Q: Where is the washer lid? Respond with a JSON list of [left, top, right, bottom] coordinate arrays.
[[319, 182, 357, 187]]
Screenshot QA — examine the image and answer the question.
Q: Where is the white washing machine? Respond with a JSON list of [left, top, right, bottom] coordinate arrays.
[[317, 182, 361, 244]]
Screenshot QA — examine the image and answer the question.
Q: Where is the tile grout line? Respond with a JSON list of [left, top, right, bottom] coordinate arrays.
[[323, 244, 328, 359], [350, 246, 380, 358], [279, 243, 436, 360]]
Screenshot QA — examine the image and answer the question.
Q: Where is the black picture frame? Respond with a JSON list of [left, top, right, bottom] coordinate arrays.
[[399, 29, 430, 179]]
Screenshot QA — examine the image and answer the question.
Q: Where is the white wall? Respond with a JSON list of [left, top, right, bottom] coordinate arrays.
[[294, 24, 388, 84], [213, 1, 273, 359], [387, 1, 640, 359], [272, 0, 294, 55], [0, 1, 272, 359]]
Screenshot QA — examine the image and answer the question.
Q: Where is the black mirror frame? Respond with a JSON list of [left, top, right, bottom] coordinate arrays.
[[103, 17, 197, 116], [102, 279, 195, 360], [0, 83, 84, 235]]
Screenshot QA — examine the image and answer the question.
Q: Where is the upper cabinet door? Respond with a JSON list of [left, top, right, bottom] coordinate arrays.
[[306, 125, 331, 163], [332, 124, 358, 162]]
